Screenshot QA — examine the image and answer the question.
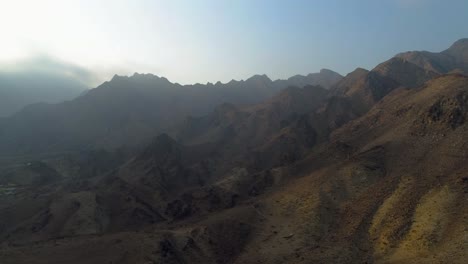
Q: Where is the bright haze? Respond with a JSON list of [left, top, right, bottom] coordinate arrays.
[[1, 0, 468, 87]]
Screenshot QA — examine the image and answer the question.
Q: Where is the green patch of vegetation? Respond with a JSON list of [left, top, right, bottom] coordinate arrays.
[[0, 184, 18, 196]]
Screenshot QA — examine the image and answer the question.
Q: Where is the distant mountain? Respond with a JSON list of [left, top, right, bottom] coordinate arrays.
[[281, 69, 343, 90], [330, 39, 468, 113], [0, 71, 87, 117], [396, 38, 468, 74], [330, 59, 436, 113], [0, 69, 342, 155]]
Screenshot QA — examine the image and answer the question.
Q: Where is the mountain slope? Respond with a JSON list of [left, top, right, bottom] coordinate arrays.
[[232, 74, 468, 263]]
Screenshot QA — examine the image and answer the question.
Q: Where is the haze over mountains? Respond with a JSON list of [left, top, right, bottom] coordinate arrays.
[[0, 69, 342, 155], [0, 71, 87, 117], [0, 39, 467, 264], [0, 56, 95, 117]]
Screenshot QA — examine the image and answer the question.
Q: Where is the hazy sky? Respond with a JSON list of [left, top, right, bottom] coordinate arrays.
[[1, 0, 468, 86]]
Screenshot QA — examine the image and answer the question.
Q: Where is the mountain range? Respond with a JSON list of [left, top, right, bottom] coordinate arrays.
[[0, 39, 467, 264], [0, 69, 342, 155]]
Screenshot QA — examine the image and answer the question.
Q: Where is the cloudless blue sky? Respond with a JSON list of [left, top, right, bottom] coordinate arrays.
[[1, 0, 467, 85]]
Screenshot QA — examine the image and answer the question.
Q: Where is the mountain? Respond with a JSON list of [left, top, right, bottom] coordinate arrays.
[[329, 40, 468, 113], [342, 57, 438, 110], [282, 69, 343, 89], [396, 38, 468, 75], [0, 70, 342, 156], [177, 85, 329, 171]]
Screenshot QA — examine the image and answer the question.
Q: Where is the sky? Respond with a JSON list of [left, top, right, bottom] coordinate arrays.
[[0, 0, 468, 87]]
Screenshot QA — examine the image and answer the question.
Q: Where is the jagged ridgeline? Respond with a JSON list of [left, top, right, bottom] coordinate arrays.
[[0, 69, 342, 155]]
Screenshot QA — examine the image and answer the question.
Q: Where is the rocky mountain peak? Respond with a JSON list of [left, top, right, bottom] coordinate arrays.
[[319, 68, 342, 77], [446, 38, 468, 52], [246, 74, 272, 83]]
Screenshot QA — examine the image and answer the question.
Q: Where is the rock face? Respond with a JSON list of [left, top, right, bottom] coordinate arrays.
[[0, 40, 467, 264]]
